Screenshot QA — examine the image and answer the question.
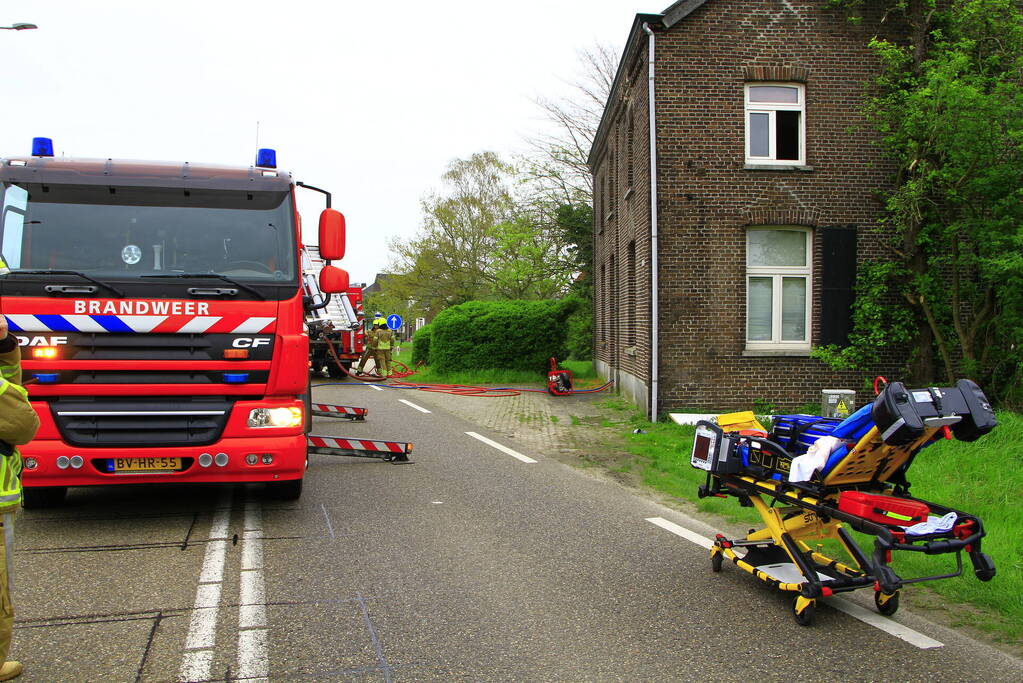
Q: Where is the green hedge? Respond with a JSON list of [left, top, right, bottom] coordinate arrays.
[[412, 324, 432, 365], [429, 299, 577, 373], [564, 294, 593, 360]]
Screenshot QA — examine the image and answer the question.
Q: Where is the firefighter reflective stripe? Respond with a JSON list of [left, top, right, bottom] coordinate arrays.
[[0, 380, 26, 401], [376, 330, 393, 350], [0, 366, 15, 380], [0, 460, 20, 511], [0, 380, 26, 509]]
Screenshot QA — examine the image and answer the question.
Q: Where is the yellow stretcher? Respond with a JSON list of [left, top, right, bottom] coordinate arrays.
[[691, 379, 997, 625]]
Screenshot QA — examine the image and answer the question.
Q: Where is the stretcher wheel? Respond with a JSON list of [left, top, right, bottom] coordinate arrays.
[[971, 552, 996, 582], [793, 596, 816, 626], [875, 590, 900, 616], [711, 550, 723, 573]]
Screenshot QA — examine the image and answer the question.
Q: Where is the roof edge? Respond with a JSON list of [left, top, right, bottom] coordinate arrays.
[[662, 0, 710, 28], [587, 1, 714, 170], [587, 13, 663, 169]]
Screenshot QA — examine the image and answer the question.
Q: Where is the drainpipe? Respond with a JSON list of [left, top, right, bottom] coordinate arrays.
[[643, 22, 659, 422]]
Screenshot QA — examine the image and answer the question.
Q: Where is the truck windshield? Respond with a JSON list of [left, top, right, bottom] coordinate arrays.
[[0, 183, 296, 281]]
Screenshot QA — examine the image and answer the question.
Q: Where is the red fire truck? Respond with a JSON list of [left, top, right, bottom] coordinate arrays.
[[0, 138, 349, 506], [303, 246, 365, 377]]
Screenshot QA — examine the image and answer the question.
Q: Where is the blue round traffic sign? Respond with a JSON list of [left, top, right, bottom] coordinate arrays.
[[386, 314, 403, 330]]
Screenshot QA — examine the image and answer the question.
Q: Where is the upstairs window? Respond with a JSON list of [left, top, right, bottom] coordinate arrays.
[[745, 84, 804, 165], [746, 228, 811, 349]]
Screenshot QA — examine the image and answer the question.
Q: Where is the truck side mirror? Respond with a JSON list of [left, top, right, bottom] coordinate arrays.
[[319, 265, 349, 294], [318, 209, 346, 261]]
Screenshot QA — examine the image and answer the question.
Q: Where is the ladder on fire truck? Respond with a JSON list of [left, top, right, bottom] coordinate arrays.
[[302, 245, 361, 330]]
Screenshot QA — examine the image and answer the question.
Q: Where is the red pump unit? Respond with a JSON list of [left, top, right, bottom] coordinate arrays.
[[547, 357, 573, 396]]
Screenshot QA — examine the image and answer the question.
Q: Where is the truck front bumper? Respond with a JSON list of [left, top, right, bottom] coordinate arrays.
[[20, 434, 307, 487]]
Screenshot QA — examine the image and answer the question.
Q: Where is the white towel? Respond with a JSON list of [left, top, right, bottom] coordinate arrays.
[[789, 436, 842, 482], [904, 512, 957, 536]]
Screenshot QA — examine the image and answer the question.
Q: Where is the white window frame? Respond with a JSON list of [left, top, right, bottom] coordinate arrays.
[[745, 227, 812, 350], [744, 83, 805, 165]]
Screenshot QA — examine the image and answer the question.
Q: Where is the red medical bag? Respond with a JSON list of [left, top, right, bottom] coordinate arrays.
[[837, 491, 930, 526]]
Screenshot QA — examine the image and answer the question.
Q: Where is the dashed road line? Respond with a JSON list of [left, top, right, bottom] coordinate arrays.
[[179, 488, 233, 682], [645, 516, 712, 549], [399, 399, 431, 413], [238, 499, 270, 681], [465, 431, 537, 464], [369, 384, 384, 391], [644, 516, 945, 649]]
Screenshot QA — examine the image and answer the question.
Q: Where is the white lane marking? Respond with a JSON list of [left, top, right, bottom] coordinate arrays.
[[824, 597, 944, 649], [237, 499, 271, 681], [645, 516, 713, 549], [399, 399, 431, 413], [197, 540, 227, 583], [179, 488, 233, 682], [644, 516, 945, 649], [465, 431, 537, 464], [179, 651, 212, 682], [370, 384, 384, 391], [238, 629, 270, 681]]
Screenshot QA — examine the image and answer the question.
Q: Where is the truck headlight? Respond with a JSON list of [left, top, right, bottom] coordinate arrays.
[[248, 407, 303, 428]]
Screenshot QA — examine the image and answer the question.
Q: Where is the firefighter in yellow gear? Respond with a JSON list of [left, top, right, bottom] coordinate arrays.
[[374, 324, 395, 378], [0, 316, 40, 681], [355, 323, 379, 375]]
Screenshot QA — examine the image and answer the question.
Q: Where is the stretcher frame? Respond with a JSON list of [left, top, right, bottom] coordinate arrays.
[[696, 421, 995, 626]]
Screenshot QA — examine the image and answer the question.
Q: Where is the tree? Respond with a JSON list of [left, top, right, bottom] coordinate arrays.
[[817, 0, 1023, 405], [520, 43, 619, 207], [382, 152, 579, 314]]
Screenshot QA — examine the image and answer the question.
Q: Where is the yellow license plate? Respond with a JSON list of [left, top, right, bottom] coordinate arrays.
[[112, 457, 181, 472]]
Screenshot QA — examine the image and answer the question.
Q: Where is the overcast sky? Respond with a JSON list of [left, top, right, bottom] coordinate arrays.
[[1, 1, 647, 285]]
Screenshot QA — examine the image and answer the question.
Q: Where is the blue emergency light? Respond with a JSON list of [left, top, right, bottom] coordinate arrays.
[[223, 373, 250, 384], [31, 137, 54, 157], [255, 148, 276, 168], [33, 373, 58, 384]]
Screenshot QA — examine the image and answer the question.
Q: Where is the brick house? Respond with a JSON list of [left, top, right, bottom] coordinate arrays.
[[589, 0, 904, 418]]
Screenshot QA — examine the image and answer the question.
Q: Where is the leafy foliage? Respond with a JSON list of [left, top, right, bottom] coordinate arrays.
[[429, 299, 578, 373], [818, 0, 1023, 406], [411, 323, 432, 366], [381, 152, 579, 315]]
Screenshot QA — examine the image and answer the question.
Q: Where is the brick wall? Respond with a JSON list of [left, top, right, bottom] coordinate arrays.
[[592, 0, 907, 414]]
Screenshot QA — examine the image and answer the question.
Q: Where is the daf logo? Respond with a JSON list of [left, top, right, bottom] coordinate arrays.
[[232, 338, 271, 348], [16, 335, 69, 347]]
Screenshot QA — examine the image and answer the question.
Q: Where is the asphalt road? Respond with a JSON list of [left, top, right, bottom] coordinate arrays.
[[9, 380, 1023, 682]]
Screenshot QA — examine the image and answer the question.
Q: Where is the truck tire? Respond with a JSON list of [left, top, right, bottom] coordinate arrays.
[[22, 486, 67, 509], [327, 361, 349, 379], [264, 478, 302, 501]]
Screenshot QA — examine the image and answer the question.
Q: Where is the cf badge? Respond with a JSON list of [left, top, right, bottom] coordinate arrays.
[[232, 338, 271, 348]]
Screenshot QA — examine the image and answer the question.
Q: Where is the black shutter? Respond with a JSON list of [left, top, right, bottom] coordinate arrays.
[[820, 226, 858, 346]]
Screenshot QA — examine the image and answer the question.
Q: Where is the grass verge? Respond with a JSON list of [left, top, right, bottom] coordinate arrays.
[[390, 346, 603, 389], [603, 399, 1022, 643]]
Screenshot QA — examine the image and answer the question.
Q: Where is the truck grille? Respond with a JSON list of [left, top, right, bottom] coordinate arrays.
[[50, 397, 233, 448], [69, 334, 216, 360]]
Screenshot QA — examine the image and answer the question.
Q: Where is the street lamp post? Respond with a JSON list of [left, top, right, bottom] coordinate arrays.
[[0, 23, 37, 31]]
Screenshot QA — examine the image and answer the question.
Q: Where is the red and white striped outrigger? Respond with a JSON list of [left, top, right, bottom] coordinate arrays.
[[306, 434, 412, 462], [311, 402, 368, 421]]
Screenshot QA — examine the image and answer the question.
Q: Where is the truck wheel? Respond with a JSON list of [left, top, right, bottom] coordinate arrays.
[[22, 486, 67, 509], [264, 478, 302, 501], [327, 361, 349, 379]]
